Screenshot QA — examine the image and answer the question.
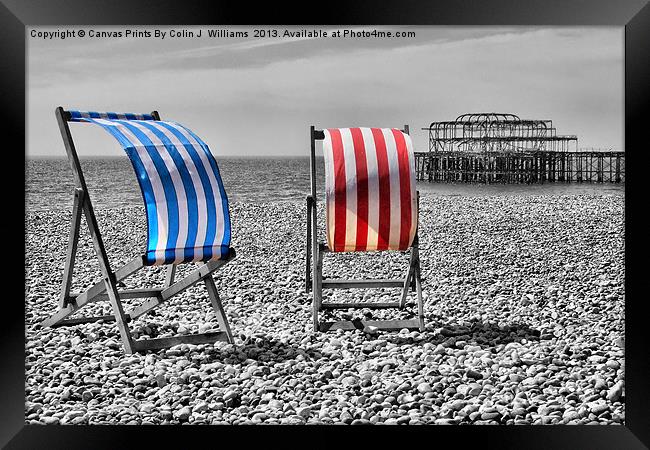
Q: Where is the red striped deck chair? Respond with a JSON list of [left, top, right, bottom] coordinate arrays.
[[41, 107, 236, 354], [306, 125, 424, 332]]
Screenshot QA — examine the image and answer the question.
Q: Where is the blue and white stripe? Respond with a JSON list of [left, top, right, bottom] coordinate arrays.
[[69, 112, 231, 266], [69, 110, 155, 121]]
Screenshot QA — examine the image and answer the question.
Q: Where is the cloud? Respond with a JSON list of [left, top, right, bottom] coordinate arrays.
[[27, 26, 623, 157]]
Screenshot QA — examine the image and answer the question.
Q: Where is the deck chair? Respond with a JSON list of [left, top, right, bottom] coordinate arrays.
[[41, 107, 236, 354], [306, 125, 425, 332]]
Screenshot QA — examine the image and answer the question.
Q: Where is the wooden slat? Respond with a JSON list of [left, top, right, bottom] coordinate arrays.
[[320, 302, 402, 310], [53, 315, 121, 327], [319, 319, 421, 332], [322, 279, 405, 289], [132, 332, 229, 352], [69, 288, 162, 301]]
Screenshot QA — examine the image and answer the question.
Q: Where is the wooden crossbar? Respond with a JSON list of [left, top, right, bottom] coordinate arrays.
[[322, 279, 405, 289], [68, 288, 162, 301], [319, 319, 422, 332], [320, 302, 402, 310], [53, 315, 122, 327]]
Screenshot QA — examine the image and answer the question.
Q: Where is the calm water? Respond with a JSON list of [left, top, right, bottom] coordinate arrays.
[[25, 157, 624, 211]]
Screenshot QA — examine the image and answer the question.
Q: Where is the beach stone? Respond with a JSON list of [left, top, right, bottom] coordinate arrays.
[[41, 416, 60, 425], [481, 412, 501, 421], [449, 400, 465, 412], [607, 381, 624, 402], [593, 379, 608, 391], [590, 403, 609, 416], [468, 383, 482, 396], [351, 419, 371, 425], [174, 406, 192, 421], [613, 337, 624, 349], [363, 325, 379, 335], [296, 406, 311, 419], [435, 418, 458, 425], [342, 376, 359, 387], [23, 194, 626, 426], [140, 402, 155, 414], [82, 376, 101, 386], [339, 411, 353, 423], [432, 344, 446, 355]]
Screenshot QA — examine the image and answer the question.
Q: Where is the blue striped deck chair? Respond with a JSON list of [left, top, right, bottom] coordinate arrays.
[[41, 107, 236, 354]]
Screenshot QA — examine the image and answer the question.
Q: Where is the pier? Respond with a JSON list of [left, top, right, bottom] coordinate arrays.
[[418, 113, 624, 184], [414, 150, 625, 183]]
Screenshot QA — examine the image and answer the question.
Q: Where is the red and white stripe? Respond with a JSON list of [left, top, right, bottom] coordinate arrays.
[[323, 127, 417, 252]]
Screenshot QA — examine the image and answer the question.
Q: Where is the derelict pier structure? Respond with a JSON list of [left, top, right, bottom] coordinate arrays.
[[415, 113, 624, 183]]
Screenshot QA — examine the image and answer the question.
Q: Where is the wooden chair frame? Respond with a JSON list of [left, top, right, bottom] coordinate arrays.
[[40, 107, 235, 354], [305, 125, 425, 332]]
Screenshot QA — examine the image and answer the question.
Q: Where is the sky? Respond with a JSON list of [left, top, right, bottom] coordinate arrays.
[[27, 26, 623, 157]]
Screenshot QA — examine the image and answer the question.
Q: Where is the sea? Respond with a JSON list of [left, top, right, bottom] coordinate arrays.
[[25, 157, 625, 211]]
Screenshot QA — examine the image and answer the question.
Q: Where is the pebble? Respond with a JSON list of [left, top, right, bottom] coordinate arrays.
[[41, 416, 60, 425], [23, 195, 625, 426], [607, 381, 624, 402], [296, 406, 311, 419]]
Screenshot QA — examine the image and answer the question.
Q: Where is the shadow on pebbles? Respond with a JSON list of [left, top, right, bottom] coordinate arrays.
[[25, 193, 625, 425]]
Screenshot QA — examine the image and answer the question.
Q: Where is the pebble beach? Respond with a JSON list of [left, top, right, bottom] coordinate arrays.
[[25, 192, 625, 425]]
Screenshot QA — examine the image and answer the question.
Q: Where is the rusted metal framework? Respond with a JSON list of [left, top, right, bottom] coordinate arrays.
[[416, 112, 624, 183], [424, 112, 578, 153]]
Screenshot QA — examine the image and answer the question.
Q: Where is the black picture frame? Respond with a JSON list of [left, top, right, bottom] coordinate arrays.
[[6, 0, 648, 448]]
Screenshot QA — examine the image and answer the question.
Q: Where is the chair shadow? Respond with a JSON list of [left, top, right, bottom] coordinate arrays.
[[388, 318, 542, 347], [206, 319, 541, 365]]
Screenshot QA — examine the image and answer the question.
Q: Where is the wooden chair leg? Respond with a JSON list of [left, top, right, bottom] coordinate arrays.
[[104, 273, 136, 354], [59, 188, 84, 309], [81, 199, 135, 354], [313, 245, 325, 332], [399, 249, 417, 309], [415, 260, 425, 332], [204, 275, 234, 344], [305, 195, 312, 293], [164, 264, 176, 287]]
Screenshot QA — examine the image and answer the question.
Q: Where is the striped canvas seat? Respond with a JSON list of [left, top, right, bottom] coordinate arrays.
[[322, 128, 417, 252], [69, 111, 231, 265]]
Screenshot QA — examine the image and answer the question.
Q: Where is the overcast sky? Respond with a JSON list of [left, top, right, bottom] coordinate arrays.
[[27, 26, 623, 157]]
